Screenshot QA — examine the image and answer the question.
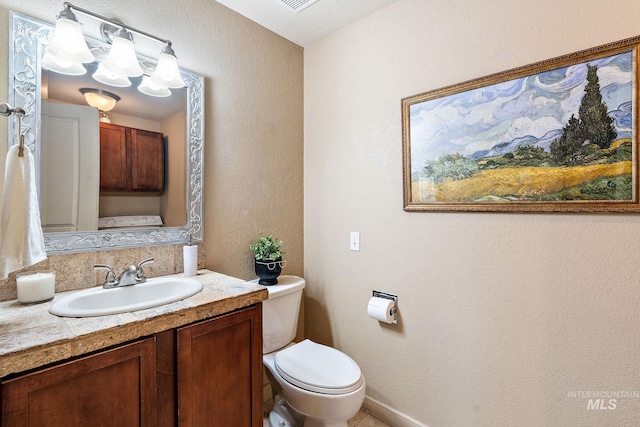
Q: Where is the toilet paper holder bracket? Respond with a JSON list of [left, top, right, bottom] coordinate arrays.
[[372, 290, 398, 324]]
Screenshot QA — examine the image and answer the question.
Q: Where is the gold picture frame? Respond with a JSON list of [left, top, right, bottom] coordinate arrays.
[[402, 35, 639, 212]]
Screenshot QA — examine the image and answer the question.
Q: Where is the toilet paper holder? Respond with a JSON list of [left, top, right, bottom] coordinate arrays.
[[372, 290, 398, 324]]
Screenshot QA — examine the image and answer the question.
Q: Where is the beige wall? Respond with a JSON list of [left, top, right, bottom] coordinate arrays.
[[304, 0, 640, 425], [161, 111, 187, 227], [0, 0, 304, 282], [202, 4, 304, 279]]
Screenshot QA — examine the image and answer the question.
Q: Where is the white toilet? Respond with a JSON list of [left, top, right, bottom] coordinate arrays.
[[262, 275, 366, 427]]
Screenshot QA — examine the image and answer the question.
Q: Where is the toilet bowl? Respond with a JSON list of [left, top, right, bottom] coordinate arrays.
[[261, 276, 366, 427], [264, 340, 366, 427]]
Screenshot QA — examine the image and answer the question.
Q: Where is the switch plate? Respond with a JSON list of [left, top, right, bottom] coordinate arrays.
[[350, 232, 360, 251]]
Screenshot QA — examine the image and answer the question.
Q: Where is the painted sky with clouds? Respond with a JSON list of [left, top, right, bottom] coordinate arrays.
[[409, 51, 633, 174]]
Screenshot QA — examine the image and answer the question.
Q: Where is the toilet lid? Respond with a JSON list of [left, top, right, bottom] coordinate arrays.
[[274, 339, 363, 395]]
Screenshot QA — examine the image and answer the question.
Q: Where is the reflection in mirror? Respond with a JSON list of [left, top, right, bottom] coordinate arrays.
[[42, 68, 187, 232], [8, 12, 204, 254]]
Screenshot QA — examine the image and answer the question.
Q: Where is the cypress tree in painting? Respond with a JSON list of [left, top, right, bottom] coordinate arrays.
[[550, 114, 583, 162], [578, 64, 617, 149], [550, 64, 617, 160]]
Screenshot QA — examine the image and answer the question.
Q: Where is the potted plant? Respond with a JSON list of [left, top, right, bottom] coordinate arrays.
[[250, 235, 287, 285]]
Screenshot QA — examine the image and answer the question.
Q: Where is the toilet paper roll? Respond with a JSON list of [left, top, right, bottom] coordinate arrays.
[[367, 296, 395, 324]]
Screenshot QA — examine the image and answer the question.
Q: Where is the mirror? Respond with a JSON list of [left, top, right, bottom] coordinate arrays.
[[8, 12, 204, 254]]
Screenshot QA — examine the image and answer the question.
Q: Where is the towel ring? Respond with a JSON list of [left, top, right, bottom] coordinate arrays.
[[0, 103, 26, 157]]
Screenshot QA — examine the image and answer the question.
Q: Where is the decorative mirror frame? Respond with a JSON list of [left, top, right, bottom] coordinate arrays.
[[8, 12, 204, 254]]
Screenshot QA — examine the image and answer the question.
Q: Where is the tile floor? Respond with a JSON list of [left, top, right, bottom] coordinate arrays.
[[347, 409, 391, 427], [263, 399, 390, 427]]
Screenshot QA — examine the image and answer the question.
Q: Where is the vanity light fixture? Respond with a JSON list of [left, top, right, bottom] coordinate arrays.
[[41, 6, 95, 75], [100, 28, 144, 78], [41, 54, 87, 76], [150, 44, 185, 89], [92, 63, 133, 87], [138, 76, 171, 98], [45, 2, 184, 96]]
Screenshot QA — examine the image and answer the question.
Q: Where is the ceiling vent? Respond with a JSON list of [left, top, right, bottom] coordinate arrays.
[[277, 0, 319, 13]]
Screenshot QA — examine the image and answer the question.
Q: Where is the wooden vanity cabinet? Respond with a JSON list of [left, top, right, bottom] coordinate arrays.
[[99, 122, 165, 192], [177, 304, 264, 426], [1, 338, 157, 427], [1, 304, 263, 427]]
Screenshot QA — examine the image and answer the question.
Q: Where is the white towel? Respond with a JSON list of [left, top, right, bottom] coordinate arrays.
[[0, 145, 47, 279]]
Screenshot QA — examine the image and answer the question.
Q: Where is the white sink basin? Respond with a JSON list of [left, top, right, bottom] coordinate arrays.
[[49, 277, 204, 317]]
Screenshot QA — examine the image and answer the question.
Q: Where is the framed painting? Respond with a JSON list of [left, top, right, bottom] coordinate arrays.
[[402, 35, 639, 212]]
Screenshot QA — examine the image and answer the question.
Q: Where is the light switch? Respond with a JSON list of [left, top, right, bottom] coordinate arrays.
[[350, 232, 360, 251]]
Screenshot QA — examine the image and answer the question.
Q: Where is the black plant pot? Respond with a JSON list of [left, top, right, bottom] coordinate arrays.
[[255, 257, 283, 285]]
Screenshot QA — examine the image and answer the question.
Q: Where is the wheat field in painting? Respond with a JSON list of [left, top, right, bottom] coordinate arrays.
[[412, 161, 632, 203]]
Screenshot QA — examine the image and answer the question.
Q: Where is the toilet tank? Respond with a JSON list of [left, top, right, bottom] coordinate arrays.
[[262, 275, 305, 354]]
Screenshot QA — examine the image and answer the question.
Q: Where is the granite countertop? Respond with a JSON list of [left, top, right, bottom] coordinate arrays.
[[0, 270, 267, 378]]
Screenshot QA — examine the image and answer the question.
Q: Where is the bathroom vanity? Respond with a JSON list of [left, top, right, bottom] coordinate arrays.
[[0, 270, 266, 426]]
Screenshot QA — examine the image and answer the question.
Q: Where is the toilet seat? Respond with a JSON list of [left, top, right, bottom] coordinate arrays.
[[274, 339, 363, 395]]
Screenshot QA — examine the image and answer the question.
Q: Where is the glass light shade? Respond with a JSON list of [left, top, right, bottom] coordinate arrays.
[[138, 76, 171, 97], [41, 53, 87, 76], [44, 17, 95, 64], [79, 88, 120, 112], [92, 63, 132, 87], [102, 33, 143, 78], [150, 51, 185, 89]]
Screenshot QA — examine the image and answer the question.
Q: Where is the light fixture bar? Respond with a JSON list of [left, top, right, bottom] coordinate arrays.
[[62, 2, 174, 49], [46, 2, 185, 95]]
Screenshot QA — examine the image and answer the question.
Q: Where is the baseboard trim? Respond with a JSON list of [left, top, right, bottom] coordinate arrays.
[[362, 395, 429, 427]]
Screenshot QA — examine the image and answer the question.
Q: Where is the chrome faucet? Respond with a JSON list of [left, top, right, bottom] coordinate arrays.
[[94, 258, 154, 289]]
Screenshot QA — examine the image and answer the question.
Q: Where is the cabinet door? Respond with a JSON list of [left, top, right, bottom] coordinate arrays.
[[1, 338, 157, 427], [177, 305, 263, 427], [131, 129, 164, 192], [99, 123, 129, 191]]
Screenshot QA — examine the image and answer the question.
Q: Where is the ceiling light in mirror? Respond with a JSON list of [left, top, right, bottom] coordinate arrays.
[[79, 88, 120, 111]]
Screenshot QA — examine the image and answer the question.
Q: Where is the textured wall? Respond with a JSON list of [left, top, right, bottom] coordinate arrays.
[[304, 0, 640, 425], [0, 0, 304, 282], [160, 111, 187, 227]]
